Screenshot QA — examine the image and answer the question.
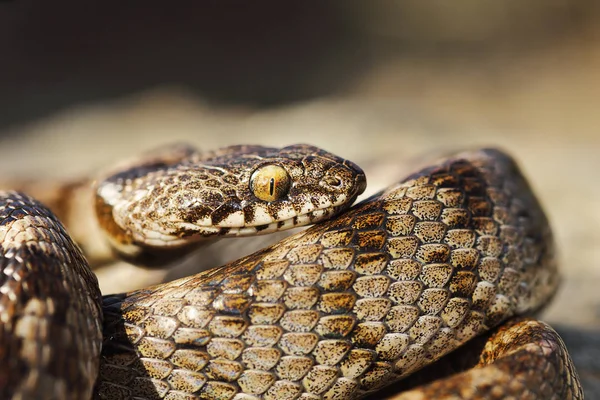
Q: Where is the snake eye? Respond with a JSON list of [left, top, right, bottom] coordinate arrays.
[[250, 164, 291, 202]]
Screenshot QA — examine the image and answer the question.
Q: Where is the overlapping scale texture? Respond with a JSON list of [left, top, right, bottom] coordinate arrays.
[[97, 149, 560, 400], [0, 192, 102, 400]]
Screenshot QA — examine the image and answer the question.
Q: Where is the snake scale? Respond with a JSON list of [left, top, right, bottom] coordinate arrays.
[[0, 144, 583, 399]]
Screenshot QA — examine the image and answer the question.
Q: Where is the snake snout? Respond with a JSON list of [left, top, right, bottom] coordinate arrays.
[[354, 170, 367, 196], [323, 162, 367, 198], [344, 160, 367, 196]]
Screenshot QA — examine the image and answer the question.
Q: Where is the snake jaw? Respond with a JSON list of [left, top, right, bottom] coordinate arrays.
[[126, 202, 350, 248]]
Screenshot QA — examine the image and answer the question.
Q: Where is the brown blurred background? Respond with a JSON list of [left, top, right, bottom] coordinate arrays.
[[1, 1, 599, 397]]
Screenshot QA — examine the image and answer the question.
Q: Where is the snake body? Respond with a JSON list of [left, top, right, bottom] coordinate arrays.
[[0, 145, 583, 399]]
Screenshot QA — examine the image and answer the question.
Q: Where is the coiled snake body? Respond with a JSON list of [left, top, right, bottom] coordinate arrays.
[[0, 145, 583, 399]]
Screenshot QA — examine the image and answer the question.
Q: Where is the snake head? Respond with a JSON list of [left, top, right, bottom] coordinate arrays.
[[95, 144, 366, 257]]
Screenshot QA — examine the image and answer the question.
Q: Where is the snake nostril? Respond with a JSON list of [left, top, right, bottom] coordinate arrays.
[[343, 160, 367, 194], [324, 176, 343, 188]]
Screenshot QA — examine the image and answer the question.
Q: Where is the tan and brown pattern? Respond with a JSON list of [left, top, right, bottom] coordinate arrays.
[[0, 146, 583, 399], [95, 148, 581, 399], [95, 144, 366, 254], [0, 193, 103, 400], [0, 144, 367, 269], [382, 317, 582, 400]]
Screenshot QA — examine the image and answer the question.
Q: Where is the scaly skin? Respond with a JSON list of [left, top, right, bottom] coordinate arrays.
[[0, 144, 366, 399], [95, 149, 581, 399], [0, 146, 583, 399]]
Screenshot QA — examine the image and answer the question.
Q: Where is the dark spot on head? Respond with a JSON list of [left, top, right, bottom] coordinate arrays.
[[204, 179, 221, 188], [211, 202, 242, 225], [267, 201, 288, 220], [185, 181, 203, 190], [182, 204, 213, 223], [243, 205, 256, 224], [223, 175, 239, 185], [255, 224, 270, 232]]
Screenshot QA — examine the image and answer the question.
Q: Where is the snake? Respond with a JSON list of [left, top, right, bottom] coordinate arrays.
[[0, 144, 583, 400]]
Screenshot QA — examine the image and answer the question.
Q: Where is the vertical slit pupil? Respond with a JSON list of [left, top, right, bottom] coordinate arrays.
[[269, 178, 275, 196]]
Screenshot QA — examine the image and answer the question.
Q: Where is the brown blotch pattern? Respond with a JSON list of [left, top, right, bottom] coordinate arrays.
[[96, 149, 573, 399], [94, 144, 367, 253]]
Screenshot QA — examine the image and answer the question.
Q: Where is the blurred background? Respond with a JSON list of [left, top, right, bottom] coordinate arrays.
[[1, 1, 599, 397]]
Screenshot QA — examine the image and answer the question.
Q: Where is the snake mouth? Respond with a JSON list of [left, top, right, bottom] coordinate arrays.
[[227, 203, 348, 237], [116, 183, 364, 249], [136, 201, 351, 248]]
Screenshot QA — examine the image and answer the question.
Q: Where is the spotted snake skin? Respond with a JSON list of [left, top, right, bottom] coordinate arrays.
[[0, 147, 583, 399]]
